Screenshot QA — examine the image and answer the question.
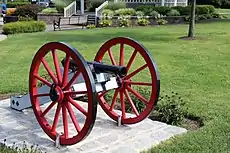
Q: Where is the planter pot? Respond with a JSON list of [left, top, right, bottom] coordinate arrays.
[[3, 16, 19, 24]]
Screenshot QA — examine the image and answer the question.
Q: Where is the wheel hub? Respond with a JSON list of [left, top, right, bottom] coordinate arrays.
[[49, 84, 64, 102]]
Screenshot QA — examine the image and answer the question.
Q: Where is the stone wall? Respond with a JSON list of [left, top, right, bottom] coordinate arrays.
[[98, 16, 186, 27], [37, 13, 63, 24]]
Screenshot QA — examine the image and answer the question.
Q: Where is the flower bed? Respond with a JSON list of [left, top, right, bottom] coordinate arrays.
[[98, 16, 186, 27]]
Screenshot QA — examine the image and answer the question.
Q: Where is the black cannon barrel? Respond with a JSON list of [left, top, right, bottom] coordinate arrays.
[[88, 62, 127, 77], [61, 58, 127, 77]]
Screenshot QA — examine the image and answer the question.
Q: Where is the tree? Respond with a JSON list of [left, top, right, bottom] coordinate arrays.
[[188, 0, 196, 38]]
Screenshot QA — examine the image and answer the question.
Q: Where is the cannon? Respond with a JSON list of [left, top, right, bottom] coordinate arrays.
[[10, 37, 160, 146]]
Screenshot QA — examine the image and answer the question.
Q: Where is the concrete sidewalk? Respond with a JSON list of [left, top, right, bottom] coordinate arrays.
[[0, 17, 7, 41], [0, 98, 187, 153]]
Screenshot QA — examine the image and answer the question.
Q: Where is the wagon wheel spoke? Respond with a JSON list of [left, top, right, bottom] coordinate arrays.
[[109, 90, 119, 111], [108, 48, 117, 65], [65, 102, 81, 133], [34, 75, 52, 87], [126, 50, 137, 72], [51, 103, 62, 132], [41, 57, 58, 84], [69, 97, 87, 116], [119, 43, 124, 66], [120, 90, 126, 119], [62, 104, 69, 138], [124, 80, 152, 86], [64, 91, 87, 95], [41, 101, 56, 117], [126, 86, 148, 105], [124, 89, 139, 116], [64, 71, 80, 90], [125, 64, 148, 80], [62, 54, 70, 87], [98, 90, 109, 98], [34, 93, 50, 97], [52, 49, 62, 85]]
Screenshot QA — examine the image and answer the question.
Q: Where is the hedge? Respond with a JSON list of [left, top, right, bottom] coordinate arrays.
[[136, 5, 215, 16], [7, 2, 30, 8], [2, 21, 46, 35]]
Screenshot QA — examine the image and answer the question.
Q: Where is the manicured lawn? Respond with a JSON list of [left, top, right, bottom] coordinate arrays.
[[0, 22, 230, 152], [215, 8, 230, 13]]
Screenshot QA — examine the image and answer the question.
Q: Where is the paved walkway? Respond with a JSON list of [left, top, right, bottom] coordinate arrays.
[[0, 17, 7, 41], [0, 98, 187, 153]]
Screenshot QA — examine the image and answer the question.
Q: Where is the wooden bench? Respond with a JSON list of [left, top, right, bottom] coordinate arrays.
[[53, 17, 72, 31], [53, 17, 61, 31]]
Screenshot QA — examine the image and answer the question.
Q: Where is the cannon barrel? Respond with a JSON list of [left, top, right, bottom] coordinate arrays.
[[61, 58, 127, 77], [88, 62, 127, 77]]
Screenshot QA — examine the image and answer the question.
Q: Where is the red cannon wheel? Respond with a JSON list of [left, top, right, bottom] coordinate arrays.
[[29, 42, 97, 145], [94, 37, 160, 124]]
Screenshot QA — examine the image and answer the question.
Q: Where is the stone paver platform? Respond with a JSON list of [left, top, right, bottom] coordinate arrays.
[[0, 98, 187, 153]]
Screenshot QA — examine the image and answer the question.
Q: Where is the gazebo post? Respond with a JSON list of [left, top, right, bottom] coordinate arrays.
[[80, 0, 84, 15], [174, 0, 177, 6], [161, 0, 164, 6]]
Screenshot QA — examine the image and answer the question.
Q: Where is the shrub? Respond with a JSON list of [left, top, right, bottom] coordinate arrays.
[[42, 8, 58, 14], [172, 6, 191, 15], [150, 92, 187, 126], [6, 2, 30, 8], [86, 24, 96, 29], [153, 6, 172, 15], [55, 0, 67, 13], [150, 10, 159, 18], [99, 19, 112, 27], [196, 5, 210, 15], [88, 0, 104, 12], [118, 16, 131, 27], [167, 9, 180, 16], [137, 18, 150, 26], [136, 5, 171, 16], [115, 8, 136, 16], [135, 11, 144, 17], [203, 5, 215, 14], [105, 1, 126, 11], [0, 139, 43, 153], [204, 13, 213, 19], [12, 4, 43, 20], [102, 9, 114, 17], [136, 5, 154, 16], [157, 18, 168, 25], [2, 21, 46, 35], [6, 8, 16, 16], [18, 16, 34, 21], [197, 14, 208, 20], [212, 13, 222, 18]]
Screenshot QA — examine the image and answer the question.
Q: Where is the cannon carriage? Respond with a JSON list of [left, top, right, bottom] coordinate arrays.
[[10, 37, 160, 145]]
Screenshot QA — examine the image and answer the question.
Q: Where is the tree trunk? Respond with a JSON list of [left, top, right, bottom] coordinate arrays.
[[188, 0, 196, 38]]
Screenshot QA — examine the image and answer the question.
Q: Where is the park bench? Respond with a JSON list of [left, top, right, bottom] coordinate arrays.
[[53, 16, 72, 31]]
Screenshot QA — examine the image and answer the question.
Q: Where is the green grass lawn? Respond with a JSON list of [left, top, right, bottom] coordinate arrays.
[[215, 8, 230, 13], [0, 22, 230, 152]]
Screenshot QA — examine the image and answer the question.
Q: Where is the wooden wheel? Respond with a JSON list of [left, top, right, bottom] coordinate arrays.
[[94, 37, 160, 124], [29, 42, 97, 145]]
